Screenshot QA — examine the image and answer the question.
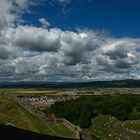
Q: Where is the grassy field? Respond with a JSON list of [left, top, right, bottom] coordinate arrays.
[[84, 115, 140, 140], [0, 96, 76, 139], [0, 89, 58, 96], [47, 123, 76, 137], [84, 115, 121, 140], [123, 120, 140, 133], [1, 87, 140, 96]]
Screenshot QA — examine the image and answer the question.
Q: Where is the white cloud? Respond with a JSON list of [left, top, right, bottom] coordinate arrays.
[[13, 26, 61, 52], [39, 18, 50, 28], [0, 0, 140, 82], [0, 0, 29, 25]]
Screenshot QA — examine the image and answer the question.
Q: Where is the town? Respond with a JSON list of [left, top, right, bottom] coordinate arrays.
[[17, 95, 80, 110]]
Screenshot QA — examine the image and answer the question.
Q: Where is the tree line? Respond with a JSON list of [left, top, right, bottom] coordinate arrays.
[[44, 95, 140, 128]]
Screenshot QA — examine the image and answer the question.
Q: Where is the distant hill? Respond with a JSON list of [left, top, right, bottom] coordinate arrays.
[[0, 79, 140, 88]]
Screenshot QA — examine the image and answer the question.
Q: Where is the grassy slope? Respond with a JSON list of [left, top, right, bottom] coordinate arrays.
[[48, 123, 76, 137], [84, 115, 140, 140], [0, 96, 75, 139], [123, 120, 140, 133], [84, 115, 122, 140]]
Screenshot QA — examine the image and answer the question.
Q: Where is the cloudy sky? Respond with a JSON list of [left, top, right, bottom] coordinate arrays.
[[0, 0, 140, 82]]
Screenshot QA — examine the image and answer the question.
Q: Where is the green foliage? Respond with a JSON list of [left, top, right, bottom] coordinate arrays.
[[44, 95, 140, 128], [79, 107, 91, 128]]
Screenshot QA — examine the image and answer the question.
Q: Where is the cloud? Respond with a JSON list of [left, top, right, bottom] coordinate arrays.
[[53, 0, 71, 6], [39, 18, 50, 28], [13, 26, 61, 52], [95, 39, 140, 74], [60, 31, 100, 65], [1, 25, 140, 81], [0, 0, 140, 82], [0, 16, 8, 30], [0, 0, 30, 25]]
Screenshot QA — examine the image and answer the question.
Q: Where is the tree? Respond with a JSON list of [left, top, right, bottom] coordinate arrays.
[[79, 107, 91, 128]]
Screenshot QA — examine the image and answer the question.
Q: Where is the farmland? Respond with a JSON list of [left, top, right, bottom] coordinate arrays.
[[1, 87, 140, 140]]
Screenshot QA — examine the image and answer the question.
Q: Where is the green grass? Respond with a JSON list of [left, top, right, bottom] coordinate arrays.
[[84, 115, 140, 140], [0, 96, 52, 134], [84, 115, 121, 140], [47, 123, 76, 138], [0, 96, 76, 138], [123, 120, 140, 133]]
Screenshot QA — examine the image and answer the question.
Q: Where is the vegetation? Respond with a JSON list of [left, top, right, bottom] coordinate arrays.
[[45, 95, 140, 128], [47, 123, 76, 137], [123, 120, 140, 133], [0, 79, 140, 89], [0, 96, 76, 138], [84, 115, 121, 140], [84, 115, 140, 140], [0, 96, 51, 134]]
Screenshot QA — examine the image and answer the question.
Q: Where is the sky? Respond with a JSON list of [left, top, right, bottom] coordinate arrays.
[[0, 0, 140, 82]]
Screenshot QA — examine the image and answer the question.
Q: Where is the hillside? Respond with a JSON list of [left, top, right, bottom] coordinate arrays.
[[0, 79, 140, 89], [0, 123, 75, 140], [0, 96, 76, 139]]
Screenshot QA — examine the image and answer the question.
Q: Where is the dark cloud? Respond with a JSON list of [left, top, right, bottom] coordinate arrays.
[[115, 59, 132, 69], [105, 46, 128, 60], [0, 17, 8, 31]]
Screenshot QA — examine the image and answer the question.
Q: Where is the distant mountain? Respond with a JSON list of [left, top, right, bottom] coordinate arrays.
[[0, 79, 140, 88], [0, 123, 75, 140]]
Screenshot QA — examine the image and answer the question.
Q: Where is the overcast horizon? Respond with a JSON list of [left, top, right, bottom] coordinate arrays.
[[0, 0, 140, 82]]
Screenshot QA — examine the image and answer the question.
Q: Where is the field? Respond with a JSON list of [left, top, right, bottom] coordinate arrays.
[[1, 88, 140, 140], [123, 120, 140, 134], [1, 87, 140, 96], [0, 89, 58, 96], [0, 96, 76, 139], [84, 115, 140, 140], [84, 115, 120, 140]]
